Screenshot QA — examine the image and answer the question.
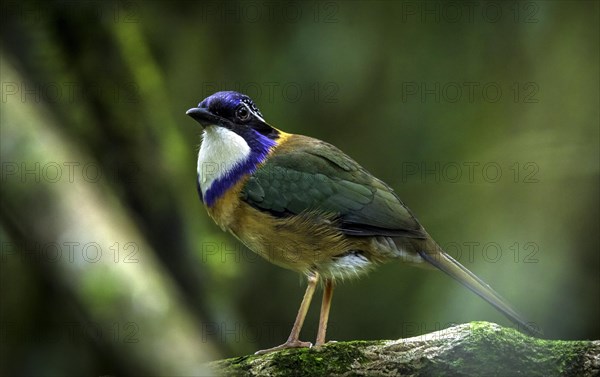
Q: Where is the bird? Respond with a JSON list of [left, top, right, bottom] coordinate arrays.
[[186, 91, 540, 354]]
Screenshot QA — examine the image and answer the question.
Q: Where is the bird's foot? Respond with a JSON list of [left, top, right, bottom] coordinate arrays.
[[314, 340, 337, 350], [254, 340, 312, 355]]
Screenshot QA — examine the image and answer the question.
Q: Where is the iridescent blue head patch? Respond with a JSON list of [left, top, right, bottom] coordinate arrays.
[[198, 91, 264, 121]]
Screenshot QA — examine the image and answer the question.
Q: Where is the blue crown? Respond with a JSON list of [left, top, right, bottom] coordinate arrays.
[[198, 91, 263, 119]]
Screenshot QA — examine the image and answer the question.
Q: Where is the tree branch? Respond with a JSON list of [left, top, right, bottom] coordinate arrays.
[[209, 322, 599, 377]]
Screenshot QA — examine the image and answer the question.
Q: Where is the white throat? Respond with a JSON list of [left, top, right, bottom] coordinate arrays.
[[197, 126, 251, 197]]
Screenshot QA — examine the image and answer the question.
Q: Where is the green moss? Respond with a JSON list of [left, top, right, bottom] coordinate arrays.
[[209, 354, 256, 376], [210, 341, 382, 376], [267, 341, 379, 376], [420, 322, 593, 377]]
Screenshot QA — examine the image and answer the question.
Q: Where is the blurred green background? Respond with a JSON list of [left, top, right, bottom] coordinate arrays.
[[1, 0, 598, 375]]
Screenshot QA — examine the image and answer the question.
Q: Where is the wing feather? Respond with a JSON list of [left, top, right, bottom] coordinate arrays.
[[241, 135, 426, 239]]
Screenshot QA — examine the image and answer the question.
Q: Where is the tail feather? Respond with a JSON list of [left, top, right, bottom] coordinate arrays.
[[417, 245, 542, 337]]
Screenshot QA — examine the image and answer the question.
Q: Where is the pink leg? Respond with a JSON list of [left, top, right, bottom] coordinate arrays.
[[315, 278, 334, 346], [255, 273, 319, 355]]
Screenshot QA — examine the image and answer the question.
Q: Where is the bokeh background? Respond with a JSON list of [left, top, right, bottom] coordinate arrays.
[[1, 0, 598, 375]]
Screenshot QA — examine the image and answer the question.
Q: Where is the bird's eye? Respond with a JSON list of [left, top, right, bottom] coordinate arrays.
[[236, 106, 250, 122]]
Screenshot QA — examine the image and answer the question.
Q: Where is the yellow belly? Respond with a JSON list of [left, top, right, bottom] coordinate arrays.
[[206, 178, 376, 275]]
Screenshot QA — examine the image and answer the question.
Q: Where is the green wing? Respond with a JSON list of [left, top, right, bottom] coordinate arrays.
[[241, 135, 426, 239]]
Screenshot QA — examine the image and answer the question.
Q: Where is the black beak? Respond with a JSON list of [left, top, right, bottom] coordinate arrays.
[[186, 107, 223, 128]]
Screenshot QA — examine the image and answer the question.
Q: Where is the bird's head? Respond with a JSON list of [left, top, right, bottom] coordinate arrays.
[[187, 92, 283, 204], [186, 91, 279, 141]]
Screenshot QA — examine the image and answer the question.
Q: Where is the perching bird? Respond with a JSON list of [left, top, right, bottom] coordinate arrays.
[[187, 91, 539, 354]]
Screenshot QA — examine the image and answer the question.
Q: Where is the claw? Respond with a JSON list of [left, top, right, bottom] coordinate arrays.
[[254, 340, 313, 355], [313, 340, 337, 350]]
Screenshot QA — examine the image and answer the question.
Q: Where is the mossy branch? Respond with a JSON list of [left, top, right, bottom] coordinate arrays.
[[208, 322, 599, 377]]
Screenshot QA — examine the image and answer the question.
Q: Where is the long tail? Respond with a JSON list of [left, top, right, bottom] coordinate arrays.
[[416, 242, 542, 337]]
